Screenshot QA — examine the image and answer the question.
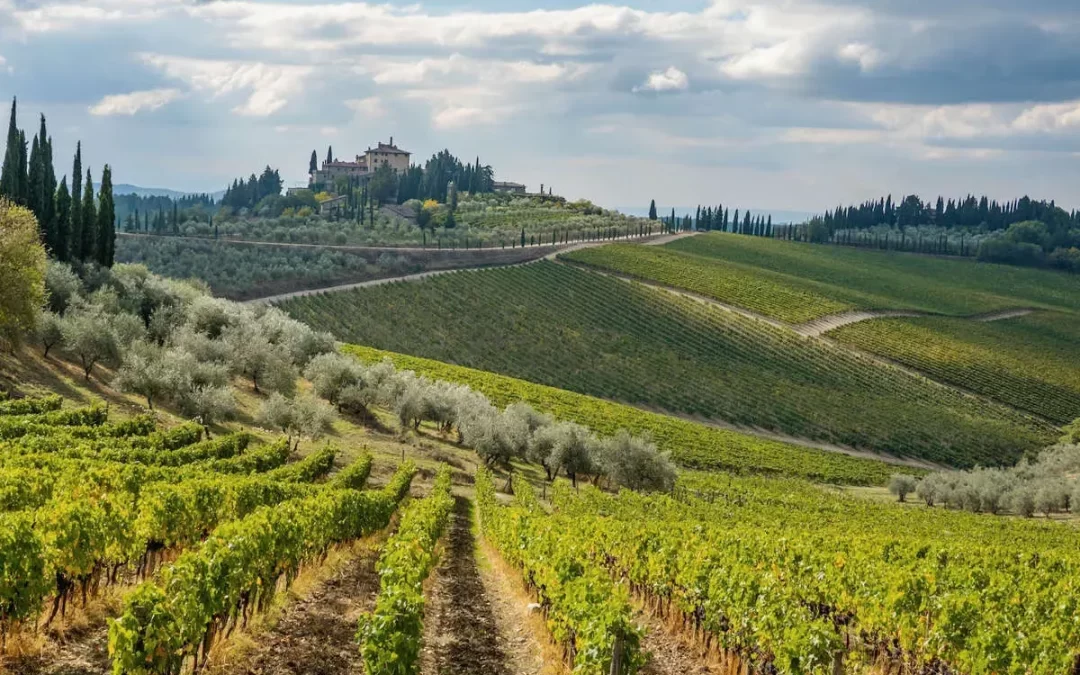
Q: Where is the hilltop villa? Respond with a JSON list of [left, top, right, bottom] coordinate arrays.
[[310, 137, 411, 186]]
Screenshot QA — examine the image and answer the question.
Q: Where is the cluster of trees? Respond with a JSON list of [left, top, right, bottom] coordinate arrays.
[[0, 199, 47, 346], [396, 151, 494, 204], [116, 193, 216, 235], [220, 167, 284, 211], [0, 98, 115, 266], [808, 194, 1080, 271], [646, 199, 774, 236], [33, 261, 335, 431], [888, 423, 1080, 517], [300, 352, 677, 492]]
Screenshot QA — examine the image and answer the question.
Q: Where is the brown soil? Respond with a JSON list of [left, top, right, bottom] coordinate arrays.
[[420, 495, 547, 675], [637, 607, 722, 675], [222, 542, 382, 675], [1, 591, 124, 675]]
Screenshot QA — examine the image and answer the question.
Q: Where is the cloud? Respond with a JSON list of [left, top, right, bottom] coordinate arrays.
[[632, 67, 689, 93], [345, 96, 386, 119], [89, 88, 182, 116], [142, 53, 311, 116]]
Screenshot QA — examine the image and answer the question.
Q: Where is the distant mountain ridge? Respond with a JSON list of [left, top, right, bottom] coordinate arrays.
[[114, 183, 225, 200]]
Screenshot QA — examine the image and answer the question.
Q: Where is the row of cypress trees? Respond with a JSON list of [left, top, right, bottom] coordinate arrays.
[[0, 97, 115, 267]]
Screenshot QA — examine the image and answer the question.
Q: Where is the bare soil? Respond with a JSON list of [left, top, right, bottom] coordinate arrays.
[[222, 542, 382, 675], [420, 495, 542, 675]]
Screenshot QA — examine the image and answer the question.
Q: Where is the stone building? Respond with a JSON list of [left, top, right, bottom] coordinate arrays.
[[310, 137, 411, 187]]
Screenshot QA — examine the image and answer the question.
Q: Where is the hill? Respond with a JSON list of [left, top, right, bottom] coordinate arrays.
[[280, 260, 1055, 467]]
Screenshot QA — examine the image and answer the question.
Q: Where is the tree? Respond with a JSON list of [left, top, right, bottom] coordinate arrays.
[[888, 474, 918, 502], [0, 199, 47, 348], [257, 392, 336, 449], [79, 169, 96, 262], [115, 340, 173, 409], [69, 144, 82, 262], [53, 177, 71, 262], [368, 164, 397, 205], [35, 309, 63, 358], [648, 199, 657, 221], [326, 146, 334, 164], [59, 306, 118, 379], [309, 150, 318, 175], [96, 164, 115, 266], [0, 98, 26, 205], [593, 430, 675, 492]]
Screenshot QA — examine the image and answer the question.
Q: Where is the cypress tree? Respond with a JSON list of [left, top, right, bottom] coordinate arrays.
[[648, 199, 657, 220], [0, 97, 23, 204], [732, 209, 739, 233], [54, 177, 71, 262], [69, 144, 82, 261], [309, 150, 318, 174], [326, 146, 333, 164], [670, 207, 676, 230], [42, 130, 57, 253], [96, 164, 115, 266], [27, 134, 43, 224], [80, 168, 96, 262]]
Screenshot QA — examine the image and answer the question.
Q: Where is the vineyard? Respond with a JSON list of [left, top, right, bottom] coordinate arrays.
[[280, 261, 1054, 467], [0, 393, 432, 673], [831, 311, 1080, 425], [665, 232, 1080, 316], [344, 344, 909, 485], [475, 467, 1080, 674], [563, 243, 854, 322]]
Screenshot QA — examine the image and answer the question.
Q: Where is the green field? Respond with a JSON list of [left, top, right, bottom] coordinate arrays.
[[662, 233, 1080, 317], [344, 344, 911, 485], [831, 311, 1080, 425], [281, 261, 1054, 467]]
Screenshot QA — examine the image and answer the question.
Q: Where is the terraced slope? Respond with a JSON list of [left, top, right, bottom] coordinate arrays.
[[282, 261, 1054, 467], [831, 311, 1080, 425], [663, 232, 1080, 316]]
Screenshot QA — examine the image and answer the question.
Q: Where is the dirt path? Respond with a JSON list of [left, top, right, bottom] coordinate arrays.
[[643, 231, 701, 246], [420, 495, 545, 675], [794, 307, 1036, 336], [224, 542, 382, 675]]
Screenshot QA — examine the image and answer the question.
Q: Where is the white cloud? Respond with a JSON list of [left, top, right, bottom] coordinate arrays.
[[632, 67, 689, 93], [432, 106, 488, 130], [89, 88, 182, 116], [345, 96, 387, 119], [1012, 100, 1080, 132], [837, 42, 884, 71], [142, 53, 310, 116]]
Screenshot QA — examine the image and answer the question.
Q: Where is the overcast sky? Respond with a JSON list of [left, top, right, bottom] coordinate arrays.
[[3, 0, 1080, 211]]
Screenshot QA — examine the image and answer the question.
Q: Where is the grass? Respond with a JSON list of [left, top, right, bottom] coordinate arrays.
[[665, 232, 1080, 317], [279, 261, 1054, 468], [830, 311, 1080, 425]]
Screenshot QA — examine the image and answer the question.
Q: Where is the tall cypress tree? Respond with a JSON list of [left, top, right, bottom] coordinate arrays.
[[309, 150, 318, 174], [0, 97, 24, 204], [54, 177, 71, 262], [96, 164, 115, 266], [648, 199, 657, 221], [41, 122, 57, 253], [69, 143, 83, 261], [27, 134, 43, 224], [326, 146, 333, 164], [80, 168, 97, 262]]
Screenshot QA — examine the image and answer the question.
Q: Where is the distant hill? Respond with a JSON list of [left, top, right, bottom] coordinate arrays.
[[113, 183, 225, 200]]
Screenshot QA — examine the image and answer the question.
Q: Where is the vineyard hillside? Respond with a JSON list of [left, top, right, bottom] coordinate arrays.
[[279, 261, 1056, 468], [661, 232, 1080, 316]]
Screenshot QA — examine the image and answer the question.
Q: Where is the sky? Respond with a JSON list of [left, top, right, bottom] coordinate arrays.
[[3, 0, 1080, 212]]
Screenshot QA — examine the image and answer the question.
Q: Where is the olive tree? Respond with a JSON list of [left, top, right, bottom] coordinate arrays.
[[533, 421, 595, 486], [115, 341, 173, 409], [222, 318, 296, 395], [44, 261, 82, 315], [258, 392, 336, 450], [36, 310, 64, 358], [593, 430, 675, 493], [180, 384, 236, 433], [60, 306, 119, 380], [888, 474, 918, 503]]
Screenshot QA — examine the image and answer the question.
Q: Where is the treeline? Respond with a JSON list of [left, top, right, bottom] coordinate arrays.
[[0, 98, 115, 266], [115, 193, 216, 234], [809, 194, 1080, 272], [396, 150, 494, 203], [221, 167, 283, 211], [647, 199, 774, 236]]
